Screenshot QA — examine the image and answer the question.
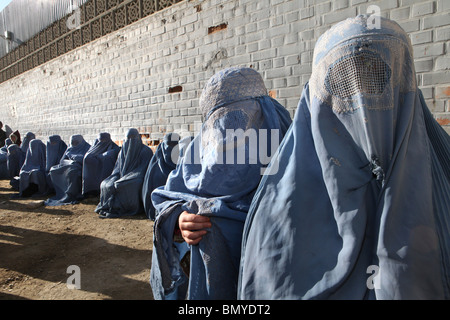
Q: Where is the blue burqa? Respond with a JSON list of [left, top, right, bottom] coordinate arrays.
[[8, 132, 35, 189], [142, 133, 193, 221], [18, 139, 48, 197], [45, 135, 68, 192], [238, 16, 450, 300], [45, 135, 91, 206], [95, 128, 153, 219], [82, 132, 120, 196], [0, 138, 13, 179], [150, 67, 292, 300]]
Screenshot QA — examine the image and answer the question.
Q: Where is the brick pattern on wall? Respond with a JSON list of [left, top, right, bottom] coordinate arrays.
[[0, 0, 449, 146]]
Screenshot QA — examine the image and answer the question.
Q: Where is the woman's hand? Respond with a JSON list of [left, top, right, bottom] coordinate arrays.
[[178, 211, 212, 245]]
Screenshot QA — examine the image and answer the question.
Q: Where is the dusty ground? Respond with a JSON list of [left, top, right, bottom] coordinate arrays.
[[0, 179, 154, 300]]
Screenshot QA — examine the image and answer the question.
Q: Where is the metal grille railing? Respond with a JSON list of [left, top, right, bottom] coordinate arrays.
[[0, 0, 183, 84]]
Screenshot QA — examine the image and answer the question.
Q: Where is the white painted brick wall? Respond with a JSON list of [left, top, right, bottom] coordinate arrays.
[[0, 0, 449, 145]]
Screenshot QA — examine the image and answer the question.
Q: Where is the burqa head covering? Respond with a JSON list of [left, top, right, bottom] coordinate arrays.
[[82, 132, 120, 196], [45, 134, 91, 206], [46, 135, 67, 172], [18, 139, 48, 197], [1, 138, 12, 153], [150, 67, 292, 300], [20, 132, 36, 153], [95, 128, 153, 219], [238, 15, 450, 300]]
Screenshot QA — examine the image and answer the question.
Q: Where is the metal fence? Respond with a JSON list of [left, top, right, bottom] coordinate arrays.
[[0, 0, 183, 84]]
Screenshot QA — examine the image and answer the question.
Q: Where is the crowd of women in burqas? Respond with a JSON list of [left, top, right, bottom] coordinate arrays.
[[0, 121, 190, 220], [1, 15, 449, 300]]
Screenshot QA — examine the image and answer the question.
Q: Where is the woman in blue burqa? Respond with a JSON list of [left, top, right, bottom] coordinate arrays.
[[150, 67, 292, 300], [95, 128, 153, 219], [142, 132, 193, 221], [45, 135, 91, 206], [0, 138, 13, 179], [238, 15, 450, 300], [45, 135, 68, 193], [8, 131, 35, 190], [14, 139, 48, 198], [82, 132, 120, 197]]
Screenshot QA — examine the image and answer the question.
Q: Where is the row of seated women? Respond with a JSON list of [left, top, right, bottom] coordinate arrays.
[[0, 127, 191, 220]]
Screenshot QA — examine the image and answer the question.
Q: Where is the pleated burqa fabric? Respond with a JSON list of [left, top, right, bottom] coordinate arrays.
[[150, 67, 292, 300], [45, 135, 91, 206], [238, 15, 450, 300], [45, 135, 67, 192], [142, 133, 193, 221], [82, 132, 120, 197], [8, 131, 35, 190], [95, 128, 153, 219], [0, 138, 12, 179], [18, 139, 48, 197]]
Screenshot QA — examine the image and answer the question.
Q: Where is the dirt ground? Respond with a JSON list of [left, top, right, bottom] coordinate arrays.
[[0, 179, 155, 300]]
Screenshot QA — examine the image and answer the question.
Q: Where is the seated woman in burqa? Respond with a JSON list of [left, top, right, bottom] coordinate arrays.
[[150, 67, 292, 300], [82, 132, 120, 197], [95, 128, 153, 219], [45, 135, 68, 193], [0, 138, 13, 179], [8, 131, 35, 190], [238, 16, 450, 300], [12, 139, 48, 198], [142, 132, 193, 221], [45, 135, 91, 206]]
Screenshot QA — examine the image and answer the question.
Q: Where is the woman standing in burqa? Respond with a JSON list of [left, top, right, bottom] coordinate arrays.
[[95, 128, 153, 219], [150, 67, 292, 300], [238, 15, 450, 300]]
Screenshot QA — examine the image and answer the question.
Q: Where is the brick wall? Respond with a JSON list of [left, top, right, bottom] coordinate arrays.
[[0, 0, 449, 146]]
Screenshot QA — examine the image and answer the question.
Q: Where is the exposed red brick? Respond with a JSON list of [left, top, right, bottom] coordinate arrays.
[[208, 23, 228, 34], [436, 118, 450, 126]]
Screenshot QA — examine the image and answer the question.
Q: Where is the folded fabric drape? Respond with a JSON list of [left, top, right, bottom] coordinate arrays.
[[238, 15, 450, 300]]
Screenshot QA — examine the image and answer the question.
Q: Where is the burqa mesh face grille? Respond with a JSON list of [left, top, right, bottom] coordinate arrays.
[[325, 51, 391, 99], [214, 110, 250, 131]]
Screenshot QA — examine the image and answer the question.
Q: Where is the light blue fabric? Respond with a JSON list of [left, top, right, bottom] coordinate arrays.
[[20, 132, 36, 154], [45, 135, 91, 206], [238, 16, 450, 300], [142, 133, 193, 221], [7, 144, 25, 190], [150, 67, 292, 300], [0, 138, 12, 179], [18, 139, 48, 197], [7, 132, 35, 190], [95, 128, 153, 219], [82, 132, 120, 196], [45, 135, 68, 192]]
